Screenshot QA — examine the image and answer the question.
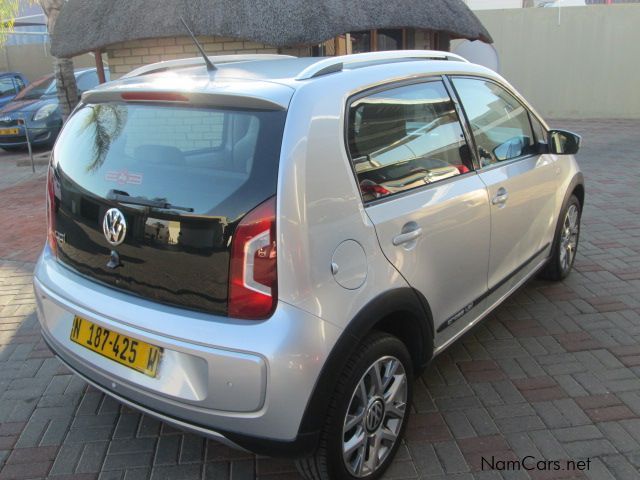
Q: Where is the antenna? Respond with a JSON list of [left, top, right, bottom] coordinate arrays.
[[179, 16, 216, 72]]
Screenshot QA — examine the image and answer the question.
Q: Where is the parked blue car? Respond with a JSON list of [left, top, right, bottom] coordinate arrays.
[[0, 68, 109, 151], [0, 72, 29, 109]]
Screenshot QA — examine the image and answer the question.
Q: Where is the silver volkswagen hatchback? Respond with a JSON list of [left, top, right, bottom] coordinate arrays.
[[34, 51, 583, 480]]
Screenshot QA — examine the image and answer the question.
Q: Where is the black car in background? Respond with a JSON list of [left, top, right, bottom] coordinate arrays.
[[0, 68, 109, 151]]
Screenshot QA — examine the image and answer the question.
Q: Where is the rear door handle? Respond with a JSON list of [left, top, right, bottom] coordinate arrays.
[[393, 227, 423, 246], [492, 187, 509, 206]]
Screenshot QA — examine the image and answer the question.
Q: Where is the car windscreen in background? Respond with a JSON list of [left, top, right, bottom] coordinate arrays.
[[51, 102, 286, 314]]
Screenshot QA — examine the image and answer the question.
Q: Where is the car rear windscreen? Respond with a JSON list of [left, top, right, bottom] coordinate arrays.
[[51, 102, 286, 314]]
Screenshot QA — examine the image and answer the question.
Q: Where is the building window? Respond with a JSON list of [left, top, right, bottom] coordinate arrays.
[[350, 31, 373, 54], [318, 29, 447, 57], [376, 29, 405, 51]]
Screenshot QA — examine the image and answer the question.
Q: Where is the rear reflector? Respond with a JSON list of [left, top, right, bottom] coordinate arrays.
[[121, 92, 189, 102], [228, 197, 277, 320]]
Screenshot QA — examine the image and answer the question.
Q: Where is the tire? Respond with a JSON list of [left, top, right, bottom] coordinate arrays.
[[296, 332, 413, 480], [538, 194, 581, 281]]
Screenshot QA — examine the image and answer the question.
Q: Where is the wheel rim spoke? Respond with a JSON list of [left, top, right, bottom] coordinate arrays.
[[384, 373, 405, 405], [365, 432, 383, 473], [386, 401, 406, 419], [382, 359, 399, 390], [372, 362, 384, 396], [345, 410, 365, 432], [357, 379, 368, 404], [380, 426, 397, 443], [344, 430, 366, 458]]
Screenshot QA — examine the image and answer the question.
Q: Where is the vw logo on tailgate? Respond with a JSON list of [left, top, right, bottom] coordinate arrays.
[[103, 208, 127, 246]]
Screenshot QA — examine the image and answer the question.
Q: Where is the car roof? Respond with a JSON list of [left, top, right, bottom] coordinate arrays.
[[84, 52, 506, 111]]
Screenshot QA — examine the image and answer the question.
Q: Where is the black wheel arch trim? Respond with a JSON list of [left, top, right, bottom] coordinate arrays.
[[295, 287, 434, 452]]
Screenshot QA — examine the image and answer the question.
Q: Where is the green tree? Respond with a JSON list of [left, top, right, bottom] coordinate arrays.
[[0, 0, 20, 46]]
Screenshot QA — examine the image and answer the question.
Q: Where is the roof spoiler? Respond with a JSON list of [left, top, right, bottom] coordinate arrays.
[[122, 54, 296, 79], [82, 89, 288, 111]]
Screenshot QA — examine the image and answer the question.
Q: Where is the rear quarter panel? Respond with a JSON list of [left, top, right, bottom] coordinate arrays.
[[275, 74, 410, 330]]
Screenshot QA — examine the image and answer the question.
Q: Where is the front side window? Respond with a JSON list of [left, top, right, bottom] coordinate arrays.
[[15, 75, 55, 101], [452, 78, 536, 167], [347, 80, 472, 202]]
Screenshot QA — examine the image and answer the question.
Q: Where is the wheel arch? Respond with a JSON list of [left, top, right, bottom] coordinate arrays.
[[545, 171, 585, 271], [296, 287, 434, 442], [572, 181, 585, 209]]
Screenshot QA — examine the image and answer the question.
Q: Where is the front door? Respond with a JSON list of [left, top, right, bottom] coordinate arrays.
[[346, 78, 491, 331], [451, 77, 559, 289]]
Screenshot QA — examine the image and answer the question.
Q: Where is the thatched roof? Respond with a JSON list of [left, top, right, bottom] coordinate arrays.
[[51, 0, 492, 58]]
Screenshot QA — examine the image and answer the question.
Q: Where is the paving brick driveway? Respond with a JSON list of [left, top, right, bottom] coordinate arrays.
[[1, 119, 639, 479]]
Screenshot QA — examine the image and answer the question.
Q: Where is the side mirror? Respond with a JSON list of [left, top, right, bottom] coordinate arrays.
[[548, 129, 581, 155], [493, 136, 525, 162]]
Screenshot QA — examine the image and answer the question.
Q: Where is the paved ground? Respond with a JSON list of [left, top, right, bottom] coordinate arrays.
[[1, 119, 639, 479]]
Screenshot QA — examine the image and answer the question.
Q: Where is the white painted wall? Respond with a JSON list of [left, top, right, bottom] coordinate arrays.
[[472, 5, 640, 118], [0, 44, 98, 82]]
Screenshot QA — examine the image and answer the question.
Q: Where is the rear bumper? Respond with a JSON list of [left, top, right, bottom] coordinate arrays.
[[34, 246, 343, 455], [42, 339, 245, 450]]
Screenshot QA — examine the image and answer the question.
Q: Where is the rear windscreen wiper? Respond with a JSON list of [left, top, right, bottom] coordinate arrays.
[[107, 190, 194, 213]]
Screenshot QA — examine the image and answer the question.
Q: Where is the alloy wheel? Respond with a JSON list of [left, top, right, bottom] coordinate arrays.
[[342, 356, 408, 477], [559, 204, 580, 272]]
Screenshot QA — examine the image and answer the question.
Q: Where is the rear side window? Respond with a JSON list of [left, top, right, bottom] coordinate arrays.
[[347, 80, 472, 203], [452, 78, 536, 166], [0, 78, 16, 97], [55, 103, 286, 219]]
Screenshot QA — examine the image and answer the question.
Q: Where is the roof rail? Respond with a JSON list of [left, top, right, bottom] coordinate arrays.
[[122, 54, 297, 79], [295, 50, 469, 81]]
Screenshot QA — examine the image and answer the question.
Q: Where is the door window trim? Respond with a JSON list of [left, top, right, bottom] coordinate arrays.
[[343, 75, 479, 208], [447, 74, 547, 171]]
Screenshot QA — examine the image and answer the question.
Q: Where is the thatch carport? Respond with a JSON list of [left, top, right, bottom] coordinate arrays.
[[50, 0, 491, 79]]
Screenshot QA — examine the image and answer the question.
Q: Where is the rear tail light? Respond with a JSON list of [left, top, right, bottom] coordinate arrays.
[[228, 197, 277, 319], [46, 166, 58, 256], [360, 180, 390, 199]]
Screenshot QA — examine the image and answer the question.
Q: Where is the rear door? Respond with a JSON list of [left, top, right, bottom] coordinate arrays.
[[51, 100, 287, 315], [450, 77, 558, 289], [347, 78, 491, 331]]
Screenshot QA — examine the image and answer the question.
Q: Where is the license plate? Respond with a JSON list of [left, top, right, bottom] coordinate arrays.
[[70, 316, 162, 377], [0, 128, 19, 136]]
